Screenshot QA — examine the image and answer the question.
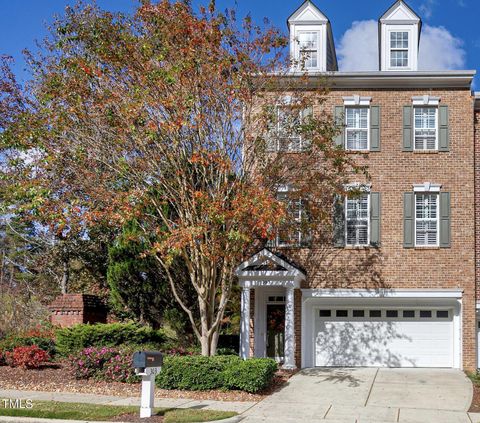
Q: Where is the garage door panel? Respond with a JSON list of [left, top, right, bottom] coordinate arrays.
[[314, 308, 454, 368]]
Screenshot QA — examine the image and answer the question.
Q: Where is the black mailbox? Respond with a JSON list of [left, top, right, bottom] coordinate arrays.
[[132, 351, 163, 370]]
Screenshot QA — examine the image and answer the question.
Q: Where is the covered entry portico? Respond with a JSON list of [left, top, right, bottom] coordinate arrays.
[[236, 249, 305, 369]]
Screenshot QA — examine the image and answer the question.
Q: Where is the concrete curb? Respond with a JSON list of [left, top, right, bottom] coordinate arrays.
[[0, 415, 243, 423], [0, 417, 110, 423], [204, 416, 245, 423]]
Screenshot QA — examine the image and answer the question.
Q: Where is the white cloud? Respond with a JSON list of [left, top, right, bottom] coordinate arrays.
[[337, 20, 466, 72], [337, 20, 379, 72], [418, 25, 466, 70], [419, 0, 436, 19]]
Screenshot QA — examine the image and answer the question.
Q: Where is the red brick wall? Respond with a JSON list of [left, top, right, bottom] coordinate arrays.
[[272, 88, 476, 370], [48, 294, 107, 328], [475, 109, 480, 305]]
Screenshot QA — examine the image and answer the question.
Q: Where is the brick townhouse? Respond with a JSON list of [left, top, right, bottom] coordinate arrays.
[[236, 0, 479, 371]]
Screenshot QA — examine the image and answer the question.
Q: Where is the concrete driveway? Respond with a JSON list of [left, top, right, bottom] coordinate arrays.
[[241, 368, 475, 423]]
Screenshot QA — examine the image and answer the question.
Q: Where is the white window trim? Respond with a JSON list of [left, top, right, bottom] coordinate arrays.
[[344, 106, 370, 152], [345, 182, 372, 192], [344, 193, 370, 247], [389, 30, 409, 69], [270, 102, 311, 153], [295, 29, 321, 71], [413, 182, 442, 193], [343, 96, 372, 107], [387, 27, 413, 71], [273, 187, 305, 248], [414, 192, 440, 248], [413, 106, 438, 151], [412, 96, 441, 106]]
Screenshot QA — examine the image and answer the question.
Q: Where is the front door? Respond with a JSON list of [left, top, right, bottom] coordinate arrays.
[[266, 304, 285, 361]]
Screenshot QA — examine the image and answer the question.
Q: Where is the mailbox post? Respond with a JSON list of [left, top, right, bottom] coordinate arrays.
[[132, 351, 163, 418]]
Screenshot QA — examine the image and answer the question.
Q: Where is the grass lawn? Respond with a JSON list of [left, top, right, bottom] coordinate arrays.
[[0, 400, 237, 422]]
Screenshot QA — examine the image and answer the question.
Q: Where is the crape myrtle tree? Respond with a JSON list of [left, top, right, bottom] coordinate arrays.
[[0, 1, 364, 355]]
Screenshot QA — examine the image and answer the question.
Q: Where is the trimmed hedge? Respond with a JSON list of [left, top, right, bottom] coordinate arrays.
[[156, 355, 277, 393], [223, 358, 278, 393], [55, 323, 165, 356]]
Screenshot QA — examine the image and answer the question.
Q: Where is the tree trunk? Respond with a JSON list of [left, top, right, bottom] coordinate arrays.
[[200, 334, 210, 356], [60, 258, 69, 294], [210, 330, 219, 356]]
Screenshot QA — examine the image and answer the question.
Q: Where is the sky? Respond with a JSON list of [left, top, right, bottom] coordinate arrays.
[[0, 0, 479, 85]]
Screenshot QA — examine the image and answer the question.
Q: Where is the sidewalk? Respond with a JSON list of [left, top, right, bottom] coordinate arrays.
[[0, 389, 257, 414]]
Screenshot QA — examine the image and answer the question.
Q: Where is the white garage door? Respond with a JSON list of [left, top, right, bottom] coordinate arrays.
[[315, 307, 454, 368]]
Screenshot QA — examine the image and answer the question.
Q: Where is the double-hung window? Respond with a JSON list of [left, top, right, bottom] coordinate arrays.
[[275, 191, 304, 247], [277, 107, 302, 152], [298, 31, 319, 69], [345, 194, 369, 246], [390, 31, 409, 68], [415, 193, 439, 246], [269, 106, 311, 152], [345, 107, 369, 151], [414, 107, 437, 150]]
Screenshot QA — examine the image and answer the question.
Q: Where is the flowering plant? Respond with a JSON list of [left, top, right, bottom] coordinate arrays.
[[103, 353, 140, 384], [70, 347, 118, 380], [4, 345, 50, 369]]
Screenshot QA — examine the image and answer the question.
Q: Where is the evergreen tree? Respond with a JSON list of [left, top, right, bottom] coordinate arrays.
[[107, 221, 191, 333]]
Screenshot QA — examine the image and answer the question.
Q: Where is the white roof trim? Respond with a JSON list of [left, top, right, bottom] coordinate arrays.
[[412, 95, 440, 106], [413, 183, 442, 193], [379, 0, 421, 23], [302, 288, 463, 299], [273, 70, 475, 89], [343, 95, 372, 106], [235, 248, 305, 276], [288, 1, 328, 25]]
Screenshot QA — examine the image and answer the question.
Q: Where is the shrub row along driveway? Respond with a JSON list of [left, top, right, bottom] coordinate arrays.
[[242, 368, 474, 423]]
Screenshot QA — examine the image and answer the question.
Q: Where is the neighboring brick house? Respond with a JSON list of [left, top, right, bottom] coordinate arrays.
[[236, 0, 478, 371]]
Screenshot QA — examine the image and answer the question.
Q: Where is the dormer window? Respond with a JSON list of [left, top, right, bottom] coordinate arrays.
[[379, 1, 421, 72], [390, 31, 409, 68], [298, 31, 319, 69], [287, 1, 337, 73]]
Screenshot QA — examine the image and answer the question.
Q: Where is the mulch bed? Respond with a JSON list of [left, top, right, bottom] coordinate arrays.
[[0, 360, 294, 403], [470, 381, 480, 412]]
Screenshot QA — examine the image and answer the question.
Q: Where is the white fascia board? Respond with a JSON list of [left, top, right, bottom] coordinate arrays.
[[301, 288, 463, 299], [413, 183, 442, 192], [275, 70, 476, 89]]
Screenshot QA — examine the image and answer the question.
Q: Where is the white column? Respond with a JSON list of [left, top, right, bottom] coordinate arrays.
[[240, 287, 251, 360], [283, 286, 296, 369]]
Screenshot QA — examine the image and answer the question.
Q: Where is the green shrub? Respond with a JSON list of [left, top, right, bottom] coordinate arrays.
[[223, 358, 278, 393], [156, 355, 238, 391], [0, 326, 56, 357], [156, 356, 277, 393], [55, 323, 165, 356]]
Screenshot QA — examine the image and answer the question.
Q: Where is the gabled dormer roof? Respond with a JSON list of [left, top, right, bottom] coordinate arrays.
[[379, 0, 421, 25], [287, 0, 329, 26], [235, 248, 304, 275], [378, 0, 422, 71]]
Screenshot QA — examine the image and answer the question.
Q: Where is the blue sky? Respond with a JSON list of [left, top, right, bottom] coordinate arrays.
[[1, 0, 478, 84]]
